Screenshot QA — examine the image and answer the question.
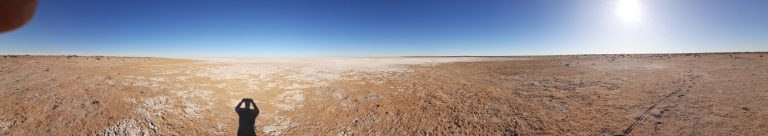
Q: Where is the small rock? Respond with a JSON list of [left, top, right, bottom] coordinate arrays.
[[741, 107, 750, 111]]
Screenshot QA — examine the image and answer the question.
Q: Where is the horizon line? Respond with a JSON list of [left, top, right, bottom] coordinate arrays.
[[2, 51, 767, 59]]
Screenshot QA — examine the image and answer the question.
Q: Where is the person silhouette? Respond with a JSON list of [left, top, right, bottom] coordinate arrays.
[[235, 98, 259, 136]]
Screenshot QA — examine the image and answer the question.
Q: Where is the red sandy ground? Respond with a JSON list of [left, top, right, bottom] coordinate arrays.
[[0, 53, 766, 135]]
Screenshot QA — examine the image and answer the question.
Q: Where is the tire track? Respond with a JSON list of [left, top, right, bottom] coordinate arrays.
[[621, 59, 697, 136]]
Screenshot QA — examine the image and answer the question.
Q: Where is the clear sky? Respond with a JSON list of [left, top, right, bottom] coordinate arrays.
[[1, 0, 766, 57]]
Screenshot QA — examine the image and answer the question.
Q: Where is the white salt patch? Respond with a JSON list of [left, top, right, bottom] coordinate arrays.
[[175, 76, 191, 81], [274, 91, 305, 110], [171, 89, 215, 118], [148, 77, 166, 82], [246, 80, 261, 90], [283, 83, 307, 90], [194, 64, 279, 81], [102, 119, 149, 136], [214, 83, 227, 89], [183, 100, 202, 118], [190, 57, 511, 89], [262, 116, 296, 135], [143, 96, 172, 111], [123, 76, 161, 91], [333, 90, 354, 109], [0, 120, 11, 134]]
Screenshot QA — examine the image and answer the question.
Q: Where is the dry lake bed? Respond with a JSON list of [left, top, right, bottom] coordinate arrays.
[[1, 53, 766, 135]]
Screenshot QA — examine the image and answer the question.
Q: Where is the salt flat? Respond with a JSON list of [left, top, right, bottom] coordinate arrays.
[[0, 53, 766, 135]]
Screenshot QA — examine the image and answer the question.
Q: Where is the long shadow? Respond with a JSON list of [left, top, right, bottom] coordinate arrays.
[[235, 98, 259, 136]]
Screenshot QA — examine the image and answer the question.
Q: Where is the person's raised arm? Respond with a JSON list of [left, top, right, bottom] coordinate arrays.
[[235, 101, 244, 111]]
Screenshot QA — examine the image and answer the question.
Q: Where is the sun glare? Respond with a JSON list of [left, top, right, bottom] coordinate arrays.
[[615, 0, 643, 24]]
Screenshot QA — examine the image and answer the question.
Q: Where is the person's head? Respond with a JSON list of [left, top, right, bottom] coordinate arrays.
[[0, 0, 37, 33]]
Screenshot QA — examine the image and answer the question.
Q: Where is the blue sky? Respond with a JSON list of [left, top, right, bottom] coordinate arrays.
[[1, 0, 766, 57]]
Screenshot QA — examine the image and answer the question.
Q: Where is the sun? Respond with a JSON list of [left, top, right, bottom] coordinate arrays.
[[615, 0, 643, 24]]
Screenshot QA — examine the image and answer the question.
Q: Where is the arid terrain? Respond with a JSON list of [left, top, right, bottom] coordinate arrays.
[[0, 53, 766, 135]]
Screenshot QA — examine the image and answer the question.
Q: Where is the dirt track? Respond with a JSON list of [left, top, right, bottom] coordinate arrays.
[[0, 53, 766, 135]]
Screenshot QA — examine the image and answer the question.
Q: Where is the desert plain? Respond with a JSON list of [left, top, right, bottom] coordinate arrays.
[[0, 52, 766, 135]]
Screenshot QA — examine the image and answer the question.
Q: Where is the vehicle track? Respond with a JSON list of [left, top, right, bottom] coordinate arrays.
[[621, 59, 698, 136]]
